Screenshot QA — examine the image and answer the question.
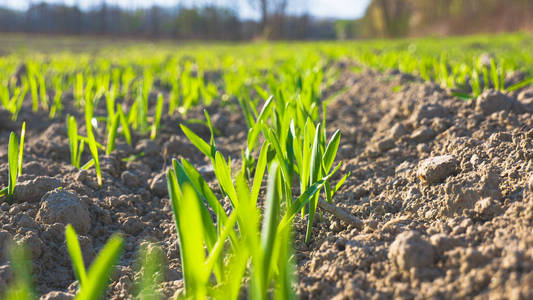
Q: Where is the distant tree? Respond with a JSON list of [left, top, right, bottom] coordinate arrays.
[[358, 0, 533, 38], [248, 0, 293, 38], [149, 5, 161, 38], [0, 0, 337, 40], [99, 0, 107, 34]]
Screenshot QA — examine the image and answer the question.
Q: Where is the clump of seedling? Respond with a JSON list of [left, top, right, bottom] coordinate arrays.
[[65, 224, 124, 300], [0, 122, 26, 203]]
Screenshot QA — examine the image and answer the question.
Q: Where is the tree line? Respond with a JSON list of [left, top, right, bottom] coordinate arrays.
[[1, 0, 531, 40], [337, 0, 533, 39], [0, 1, 337, 40]]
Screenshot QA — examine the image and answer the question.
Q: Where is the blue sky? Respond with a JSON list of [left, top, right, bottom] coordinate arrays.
[[4, 0, 371, 19]]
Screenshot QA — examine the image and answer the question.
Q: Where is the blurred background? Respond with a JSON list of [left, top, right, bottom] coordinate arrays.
[[0, 0, 532, 40]]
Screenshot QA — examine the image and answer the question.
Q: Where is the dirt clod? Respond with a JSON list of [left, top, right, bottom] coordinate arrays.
[[13, 176, 62, 203], [410, 126, 436, 143], [121, 171, 144, 189], [417, 155, 458, 184], [135, 139, 159, 157], [40, 291, 75, 300], [475, 89, 522, 115], [150, 172, 167, 197], [474, 197, 502, 220], [18, 231, 44, 258], [122, 217, 144, 235], [389, 231, 436, 272], [429, 233, 463, 254], [36, 189, 91, 234]]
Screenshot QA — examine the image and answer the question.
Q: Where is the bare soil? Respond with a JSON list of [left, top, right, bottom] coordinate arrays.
[[1, 68, 533, 299]]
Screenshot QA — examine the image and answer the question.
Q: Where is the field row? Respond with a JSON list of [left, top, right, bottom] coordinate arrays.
[[0, 33, 532, 298]]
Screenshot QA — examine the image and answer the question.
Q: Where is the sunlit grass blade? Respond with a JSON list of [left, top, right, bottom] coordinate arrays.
[[214, 151, 238, 206], [177, 158, 228, 223], [166, 171, 208, 298], [28, 73, 38, 112], [333, 171, 350, 194], [322, 129, 340, 172], [260, 161, 281, 294], [65, 224, 88, 289], [305, 123, 322, 244], [116, 104, 132, 146], [251, 142, 269, 206], [85, 97, 102, 186], [150, 93, 164, 140], [106, 113, 120, 155], [7, 132, 19, 203], [180, 124, 212, 158], [247, 95, 274, 152], [75, 234, 124, 300], [136, 244, 164, 300], [490, 58, 500, 91], [171, 159, 221, 281], [86, 130, 102, 186], [3, 243, 36, 300], [17, 122, 25, 177], [67, 115, 80, 167], [506, 77, 533, 92]]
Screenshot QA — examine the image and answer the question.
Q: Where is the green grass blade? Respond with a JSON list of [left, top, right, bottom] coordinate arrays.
[[290, 121, 303, 175], [204, 207, 239, 277], [251, 142, 269, 206], [136, 244, 164, 300], [4, 243, 36, 300], [305, 123, 323, 244], [76, 141, 85, 169], [115, 105, 132, 146], [150, 93, 164, 140], [254, 85, 270, 101], [171, 159, 220, 280], [180, 124, 212, 159], [78, 136, 105, 151], [214, 152, 238, 206], [65, 224, 88, 289], [490, 58, 499, 91], [28, 74, 38, 112], [273, 224, 296, 300], [322, 129, 340, 172], [451, 91, 472, 100], [203, 110, 217, 157], [18, 122, 25, 177], [247, 95, 274, 151], [178, 158, 228, 223], [8, 132, 19, 202], [176, 182, 209, 297], [167, 171, 205, 297], [86, 130, 102, 187], [75, 234, 124, 300], [106, 113, 120, 155], [67, 115, 79, 167], [0, 187, 7, 198], [506, 77, 533, 92], [333, 171, 350, 195], [261, 161, 281, 291]]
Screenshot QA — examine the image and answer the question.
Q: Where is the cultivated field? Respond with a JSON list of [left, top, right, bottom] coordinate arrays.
[[0, 33, 532, 299]]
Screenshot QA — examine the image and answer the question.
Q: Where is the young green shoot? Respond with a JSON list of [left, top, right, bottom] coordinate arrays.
[[85, 97, 102, 186], [150, 93, 164, 140], [66, 115, 85, 169], [65, 224, 124, 300], [0, 122, 25, 203]]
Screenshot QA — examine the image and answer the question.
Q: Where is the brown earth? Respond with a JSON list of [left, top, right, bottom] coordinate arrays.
[[1, 67, 533, 299], [297, 69, 533, 299]]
